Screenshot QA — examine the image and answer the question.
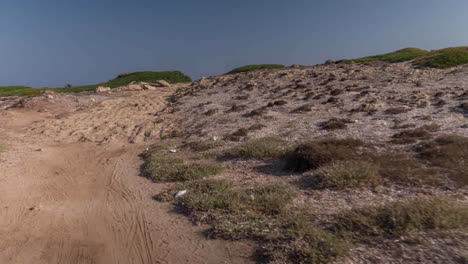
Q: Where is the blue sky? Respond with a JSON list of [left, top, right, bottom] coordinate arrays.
[[1, 0, 468, 87]]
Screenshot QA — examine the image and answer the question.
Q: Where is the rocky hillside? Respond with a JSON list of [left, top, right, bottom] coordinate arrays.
[[149, 60, 468, 263], [171, 61, 467, 144]]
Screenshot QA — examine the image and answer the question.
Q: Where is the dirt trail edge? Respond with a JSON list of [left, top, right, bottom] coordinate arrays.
[[0, 92, 253, 264]]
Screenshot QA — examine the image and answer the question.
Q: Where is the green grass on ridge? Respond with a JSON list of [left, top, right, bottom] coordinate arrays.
[[0, 71, 192, 97]]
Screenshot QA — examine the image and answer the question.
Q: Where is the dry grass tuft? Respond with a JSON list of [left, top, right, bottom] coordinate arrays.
[[335, 198, 468, 240], [223, 136, 289, 159], [391, 127, 433, 144], [160, 179, 349, 263], [385, 107, 411, 115], [418, 135, 468, 185], [319, 118, 353, 130], [310, 160, 380, 189], [142, 145, 222, 182]]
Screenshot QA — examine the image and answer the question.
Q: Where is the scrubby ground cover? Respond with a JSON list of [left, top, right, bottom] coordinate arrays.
[[145, 133, 468, 263], [150, 54, 468, 263]]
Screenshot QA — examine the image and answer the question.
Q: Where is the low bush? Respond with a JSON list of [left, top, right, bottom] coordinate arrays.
[[319, 118, 353, 130], [245, 183, 296, 215], [417, 135, 468, 185], [373, 153, 443, 186], [390, 127, 433, 144], [335, 198, 468, 240], [223, 137, 289, 159], [177, 179, 242, 212], [142, 149, 222, 182], [341, 48, 428, 63], [0, 86, 41, 97], [311, 160, 380, 189], [415, 46, 468, 69], [227, 64, 285, 74], [264, 213, 350, 264], [285, 138, 364, 172]]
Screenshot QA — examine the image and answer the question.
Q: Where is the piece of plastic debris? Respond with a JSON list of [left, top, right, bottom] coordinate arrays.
[[169, 149, 177, 153], [175, 190, 188, 198]]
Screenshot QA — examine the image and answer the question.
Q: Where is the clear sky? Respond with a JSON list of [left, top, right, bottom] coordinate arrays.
[[1, 0, 468, 87]]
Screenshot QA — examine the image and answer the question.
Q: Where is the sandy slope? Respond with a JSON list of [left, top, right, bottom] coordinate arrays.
[[0, 91, 252, 264]]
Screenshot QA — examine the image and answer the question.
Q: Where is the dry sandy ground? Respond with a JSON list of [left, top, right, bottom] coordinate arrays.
[[0, 90, 253, 264]]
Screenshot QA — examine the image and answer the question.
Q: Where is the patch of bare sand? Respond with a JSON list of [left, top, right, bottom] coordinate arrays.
[[0, 91, 253, 264]]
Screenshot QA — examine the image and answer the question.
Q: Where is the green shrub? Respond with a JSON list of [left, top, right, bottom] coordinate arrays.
[[415, 47, 468, 69], [0, 86, 41, 97], [285, 138, 364, 172], [177, 180, 295, 215], [342, 48, 428, 63], [341, 46, 468, 68], [107, 71, 192, 87], [335, 198, 468, 239], [246, 183, 295, 215], [178, 180, 242, 212], [271, 214, 350, 264], [142, 150, 222, 182], [224, 136, 289, 159], [312, 160, 380, 189], [227, 64, 285, 74]]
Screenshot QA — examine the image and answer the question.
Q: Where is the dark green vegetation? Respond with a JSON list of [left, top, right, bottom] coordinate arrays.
[[223, 136, 290, 159], [104, 71, 191, 87], [342, 48, 428, 63], [414, 46, 468, 69], [335, 198, 468, 240], [342, 46, 468, 69], [0, 71, 191, 97], [0, 86, 41, 97], [227, 64, 285, 74]]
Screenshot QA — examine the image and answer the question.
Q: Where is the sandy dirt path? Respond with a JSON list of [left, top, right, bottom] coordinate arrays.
[[0, 92, 252, 264]]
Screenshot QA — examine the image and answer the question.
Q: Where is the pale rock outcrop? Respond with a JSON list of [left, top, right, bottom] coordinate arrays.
[[95, 86, 111, 93]]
